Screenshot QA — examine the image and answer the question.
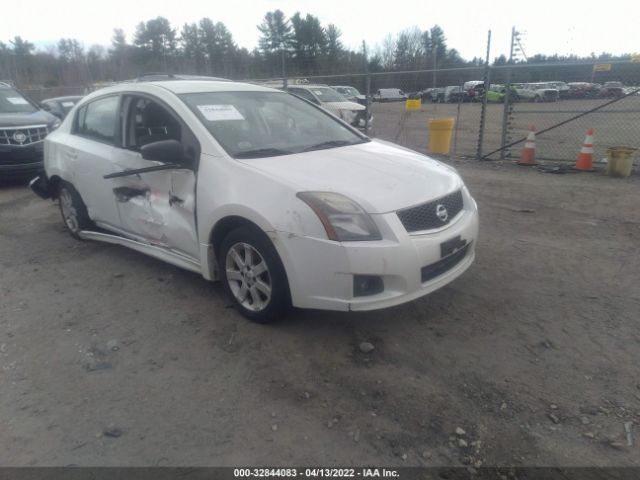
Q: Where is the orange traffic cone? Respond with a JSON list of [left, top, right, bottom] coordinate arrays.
[[575, 128, 595, 171], [518, 126, 537, 166]]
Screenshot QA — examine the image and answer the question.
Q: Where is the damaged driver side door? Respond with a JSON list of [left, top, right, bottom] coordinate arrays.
[[105, 94, 201, 260]]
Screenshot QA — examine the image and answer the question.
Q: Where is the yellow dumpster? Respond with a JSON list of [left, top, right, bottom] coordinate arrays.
[[428, 118, 455, 154], [606, 147, 636, 178], [405, 99, 421, 111]]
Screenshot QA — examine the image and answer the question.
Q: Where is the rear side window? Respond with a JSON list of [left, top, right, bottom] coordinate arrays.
[[75, 96, 119, 143]]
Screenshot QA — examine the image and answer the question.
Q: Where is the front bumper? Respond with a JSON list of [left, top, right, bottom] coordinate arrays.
[[0, 143, 44, 176], [274, 193, 479, 312]]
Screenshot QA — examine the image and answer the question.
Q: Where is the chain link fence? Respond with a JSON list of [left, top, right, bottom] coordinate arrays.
[[16, 59, 640, 164], [20, 85, 89, 102], [262, 60, 640, 163]]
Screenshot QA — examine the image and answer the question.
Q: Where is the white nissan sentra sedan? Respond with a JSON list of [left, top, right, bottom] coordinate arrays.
[[31, 79, 478, 323]]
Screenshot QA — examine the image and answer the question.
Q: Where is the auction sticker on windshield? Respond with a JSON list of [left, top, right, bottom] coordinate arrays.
[[197, 104, 245, 121], [7, 97, 29, 105]]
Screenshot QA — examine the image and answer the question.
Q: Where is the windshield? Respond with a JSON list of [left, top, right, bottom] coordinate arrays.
[[306, 87, 347, 103], [0, 89, 37, 114], [180, 91, 368, 158], [341, 87, 360, 97]]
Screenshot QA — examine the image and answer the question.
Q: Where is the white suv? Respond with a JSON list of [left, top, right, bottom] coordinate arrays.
[[31, 80, 479, 322]]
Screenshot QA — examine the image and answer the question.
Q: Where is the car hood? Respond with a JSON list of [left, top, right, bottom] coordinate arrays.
[[0, 110, 58, 127], [322, 101, 366, 111], [239, 139, 462, 214]]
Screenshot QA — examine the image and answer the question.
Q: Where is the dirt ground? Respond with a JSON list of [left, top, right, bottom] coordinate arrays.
[[370, 97, 640, 162], [1, 158, 639, 467]]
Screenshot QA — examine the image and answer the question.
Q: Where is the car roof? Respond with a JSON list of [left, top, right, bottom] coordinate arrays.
[[289, 84, 330, 89], [42, 95, 84, 102], [83, 80, 281, 99]]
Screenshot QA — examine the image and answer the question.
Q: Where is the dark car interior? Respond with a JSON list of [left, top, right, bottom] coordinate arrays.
[[126, 97, 181, 150]]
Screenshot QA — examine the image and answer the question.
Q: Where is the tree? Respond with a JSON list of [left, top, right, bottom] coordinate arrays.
[[257, 10, 293, 79], [326, 24, 343, 72], [199, 18, 237, 77], [134, 17, 177, 70], [429, 25, 447, 65], [379, 34, 395, 71], [257, 10, 293, 53], [109, 28, 130, 78], [179, 23, 204, 74], [290, 13, 327, 74], [9, 36, 35, 84]]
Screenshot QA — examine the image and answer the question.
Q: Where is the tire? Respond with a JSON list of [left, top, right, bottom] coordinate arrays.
[[219, 225, 290, 323], [58, 181, 93, 239]]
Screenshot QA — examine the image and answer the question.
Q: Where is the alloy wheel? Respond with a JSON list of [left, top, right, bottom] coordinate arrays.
[[225, 242, 272, 312], [60, 187, 80, 233]]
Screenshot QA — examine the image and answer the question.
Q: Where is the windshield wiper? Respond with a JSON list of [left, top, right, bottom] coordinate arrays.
[[233, 148, 293, 159], [301, 139, 366, 153]]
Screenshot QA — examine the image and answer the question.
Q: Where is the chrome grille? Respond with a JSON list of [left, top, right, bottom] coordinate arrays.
[[0, 125, 49, 146], [397, 190, 464, 233]]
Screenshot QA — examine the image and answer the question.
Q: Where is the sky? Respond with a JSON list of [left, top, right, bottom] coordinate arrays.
[[7, 0, 639, 61]]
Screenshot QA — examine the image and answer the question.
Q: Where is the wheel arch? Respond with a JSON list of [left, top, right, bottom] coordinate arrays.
[[208, 214, 292, 307], [48, 174, 63, 198]]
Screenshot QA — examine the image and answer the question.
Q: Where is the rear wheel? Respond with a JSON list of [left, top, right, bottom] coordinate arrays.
[[58, 181, 93, 239], [219, 225, 290, 323]]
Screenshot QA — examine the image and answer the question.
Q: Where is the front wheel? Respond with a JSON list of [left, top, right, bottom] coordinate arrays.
[[219, 225, 290, 323], [58, 181, 93, 239]]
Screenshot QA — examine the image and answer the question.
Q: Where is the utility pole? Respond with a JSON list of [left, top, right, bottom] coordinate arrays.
[[432, 45, 437, 88], [476, 29, 491, 160], [500, 26, 516, 159], [363, 40, 370, 135], [281, 44, 287, 89]]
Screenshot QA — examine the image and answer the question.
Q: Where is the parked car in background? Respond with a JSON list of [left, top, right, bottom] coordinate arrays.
[[40, 95, 84, 120], [0, 81, 61, 177], [481, 84, 519, 103], [599, 81, 624, 98], [331, 85, 369, 106], [421, 87, 445, 103], [463, 81, 485, 102], [372, 88, 407, 102], [512, 83, 537, 102], [547, 81, 570, 99], [287, 84, 369, 128], [567, 82, 601, 99], [526, 83, 559, 102], [31, 79, 479, 322], [443, 86, 466, 103]]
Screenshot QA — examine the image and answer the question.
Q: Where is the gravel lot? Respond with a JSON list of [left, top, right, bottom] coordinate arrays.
[[369, 96, 640, 162], [1, 157, 639, 467]]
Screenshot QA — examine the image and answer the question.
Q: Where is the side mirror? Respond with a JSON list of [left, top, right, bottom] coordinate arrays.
[[140, 139, 183, 164], [40, 103, 51, 112]]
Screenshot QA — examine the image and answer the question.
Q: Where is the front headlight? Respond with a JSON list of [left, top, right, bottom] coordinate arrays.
[[51, 119, 61, 130], [297, 192, 382, 241]]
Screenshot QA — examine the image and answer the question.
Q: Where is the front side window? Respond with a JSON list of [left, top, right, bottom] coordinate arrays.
[[0, 89, 37, 114], [180, 91, 367, 159], [75, 96, 119, 143], [124, 96, 181, 150]]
